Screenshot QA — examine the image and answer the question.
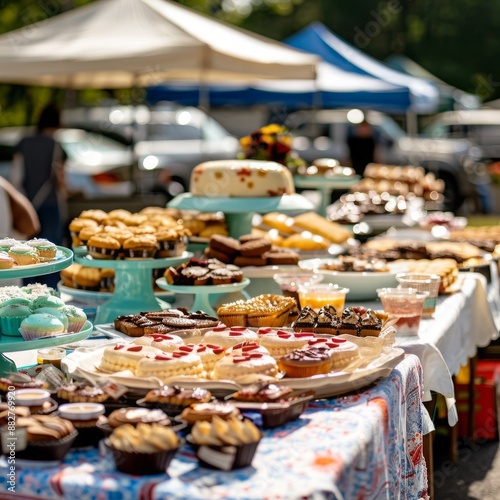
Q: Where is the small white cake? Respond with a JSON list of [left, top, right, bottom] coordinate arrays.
[[190, 159, 295, 197]]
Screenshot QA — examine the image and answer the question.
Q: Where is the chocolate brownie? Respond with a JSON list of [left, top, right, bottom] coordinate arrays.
[[204, 247, 232, 263], [209, 234, 240, 256], [239, 238, 272, 257], [234, 256, 267, 267], [264, 250, 299, 265]]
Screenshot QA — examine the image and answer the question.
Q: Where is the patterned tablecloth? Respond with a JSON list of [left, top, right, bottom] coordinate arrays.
[[0, 354, 428, 500]]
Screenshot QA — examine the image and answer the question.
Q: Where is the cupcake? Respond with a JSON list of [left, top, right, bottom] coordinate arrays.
[[8, 244, 39, 266], [31, 295, 66, 311], [57, 403, 106, 448], [1, 297, 33, 308], [35, 307, 69, 331], [62, 306, 87, 333], [0, 238, 19, 253], [0, 304, 32, 336], [19, 313, 66, 340], [27, 238, 57, 261], [86, 234, 121, 260], [190, 416, 261, 470], [0, 251, 14, 269], [105, 423, 182, 475], [122, 235, 158, 259]]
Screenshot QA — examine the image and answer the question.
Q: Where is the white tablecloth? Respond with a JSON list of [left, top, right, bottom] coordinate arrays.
[[358, 271, 499, 426]]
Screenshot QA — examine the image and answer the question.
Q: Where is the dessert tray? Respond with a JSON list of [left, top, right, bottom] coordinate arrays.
[[0, 246, 73, 279], [298, 258, 407, 300], [62, 330, 404, 399]]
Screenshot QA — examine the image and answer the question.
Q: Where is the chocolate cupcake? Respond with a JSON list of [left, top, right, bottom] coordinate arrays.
[[358, 309, 382, 337]]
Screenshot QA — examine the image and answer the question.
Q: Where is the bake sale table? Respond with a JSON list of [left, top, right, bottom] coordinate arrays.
[[0, 355, 429, 500]]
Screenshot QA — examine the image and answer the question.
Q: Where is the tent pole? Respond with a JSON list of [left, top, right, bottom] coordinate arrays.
[[406, 109, 418, 137]]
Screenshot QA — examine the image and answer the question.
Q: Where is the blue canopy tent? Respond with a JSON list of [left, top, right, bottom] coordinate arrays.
[[286, 22, 439, 116], [147, 60, 412, 113], [147, 22, 440, 117]]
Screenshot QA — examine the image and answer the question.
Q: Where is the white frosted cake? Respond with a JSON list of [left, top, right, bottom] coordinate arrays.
[[190, 160, 295, 197]]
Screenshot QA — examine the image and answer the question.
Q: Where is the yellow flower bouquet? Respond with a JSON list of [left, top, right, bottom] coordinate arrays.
[[239, 124, 305, 171]]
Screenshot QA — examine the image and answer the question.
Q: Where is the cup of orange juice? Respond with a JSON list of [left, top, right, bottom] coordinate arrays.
[[297, 284, 349, 314]]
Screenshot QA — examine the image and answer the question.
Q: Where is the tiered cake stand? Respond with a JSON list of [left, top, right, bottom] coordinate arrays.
[[155, 277, 250, 317], [74, 252, 193, 324], [167, 193, 314, 239], [0, 247, 92, 375]]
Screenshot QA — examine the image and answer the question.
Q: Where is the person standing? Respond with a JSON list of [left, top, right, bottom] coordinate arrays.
[[346, 119, 380, 176], [10, 103, 67, 288]]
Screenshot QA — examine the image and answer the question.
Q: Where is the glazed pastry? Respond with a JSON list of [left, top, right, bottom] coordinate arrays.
[[144, 386, 212, 406], [256, 328, 315, 358], [133, 333, 185, 352], [57, 382, 109, 403], [179, 402, 241, 425], [231, 383, 294, 402], [107, 407, 171, 428], [202, 325, 259, 348]]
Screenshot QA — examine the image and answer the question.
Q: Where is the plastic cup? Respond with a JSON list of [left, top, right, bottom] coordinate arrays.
[[37, 347, 66, 369], [377, 287, 428, 336], [297, 284, 349, 314], [396, 273, 441, 318], [273, 273, 323, 309]]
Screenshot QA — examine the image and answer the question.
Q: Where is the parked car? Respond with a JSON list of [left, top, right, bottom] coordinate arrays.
[[0, 127, 136, 198], [286, 108, 489, 212], [422, 109, 500, 160], [63, 103, 241, 196]]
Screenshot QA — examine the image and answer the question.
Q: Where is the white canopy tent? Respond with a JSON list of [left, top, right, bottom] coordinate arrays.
[[0, 0, 318, 89]]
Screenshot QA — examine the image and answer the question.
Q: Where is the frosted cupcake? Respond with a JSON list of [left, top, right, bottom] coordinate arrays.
[[36, 307, 69, 331], [0, 238, 18, 253], [27, 238, 57, 262], [0, 251, 14, 269], [62, 306, 87, 333], [31, 295, 66, 311], [0, 297, 32, 308], [8, 244, 39, 266], [19, 313, 66, 340], [0, 304, 32, 336]]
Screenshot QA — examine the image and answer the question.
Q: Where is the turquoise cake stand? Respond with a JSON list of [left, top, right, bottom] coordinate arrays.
[[167, 193, 314, 239], [155, 277, 250, 317], [74, 252, 193, 324]]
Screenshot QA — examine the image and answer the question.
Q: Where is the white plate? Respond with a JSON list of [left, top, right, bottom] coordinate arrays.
[[62, 335, 404, 398], [298, 258, 405, 300]]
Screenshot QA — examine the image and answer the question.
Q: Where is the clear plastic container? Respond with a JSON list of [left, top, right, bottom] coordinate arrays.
[[396, 273, 441, 318], [273, 273, 323, 309], [377, 287, 428, 336], [297, 284, 349, 314]]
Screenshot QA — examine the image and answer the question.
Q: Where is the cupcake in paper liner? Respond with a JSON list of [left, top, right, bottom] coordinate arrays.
[[189, 415, 261, 470], [63, 305, 87, 333], [19, 313, 65, 341], [0, 304, 32, 336], [104, 423, 182, 475]]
